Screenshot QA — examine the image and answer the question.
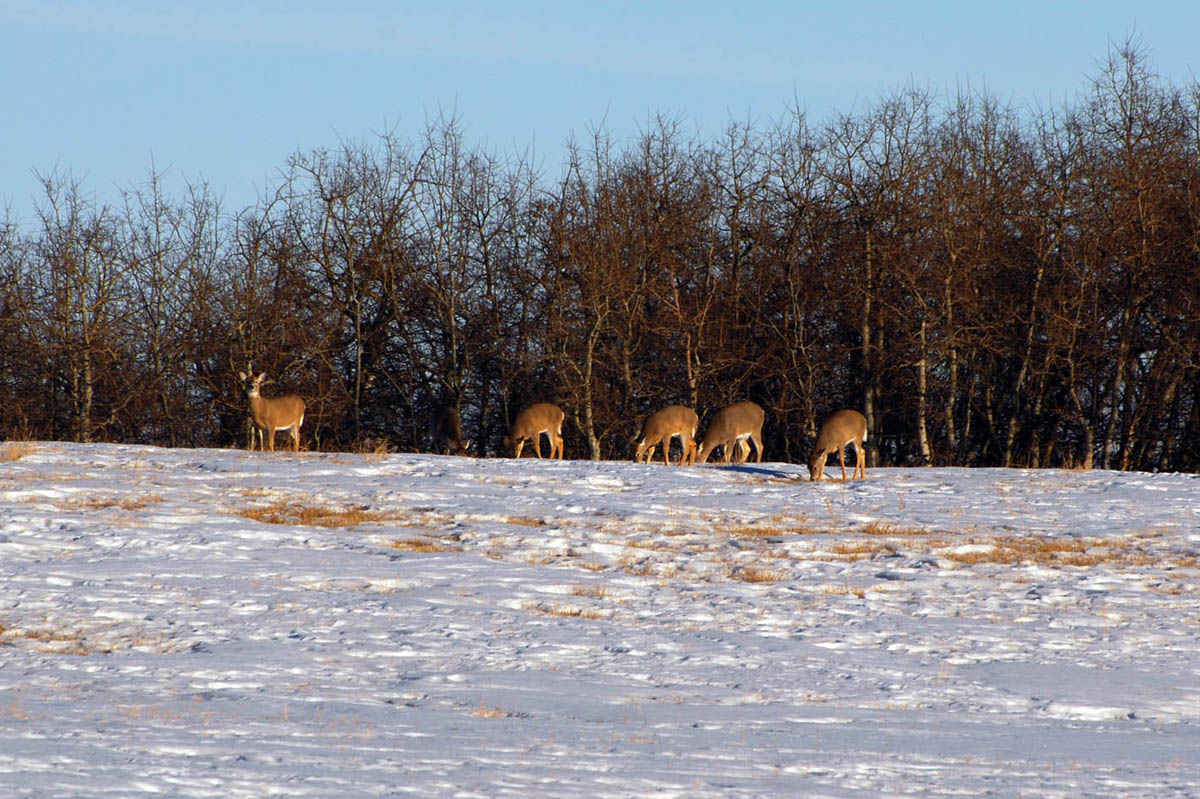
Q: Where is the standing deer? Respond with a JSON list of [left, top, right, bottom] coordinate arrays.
[[696, 401, 765, 464], [808, 409, 868, 481], [634, 405, 699, 466], [504, 403, 564, 459], [239, 371, 306, 452], [433, 407, 471, 456]]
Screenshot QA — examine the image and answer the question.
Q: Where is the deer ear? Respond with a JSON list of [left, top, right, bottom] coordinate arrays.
[[462, 439, 472, 449], [257, 373, 266, 382], [238, 371, 247, 381]]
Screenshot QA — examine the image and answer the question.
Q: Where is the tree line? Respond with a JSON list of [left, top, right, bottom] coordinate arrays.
[[2, 43, 1198, 471]]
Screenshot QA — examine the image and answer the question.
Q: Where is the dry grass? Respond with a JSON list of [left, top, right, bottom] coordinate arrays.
[[830, 541, 896, 560], [729, 566, 788, 583], [350, 437, 392, 456], [505, 516, 548, 528], [823, 583, 867, 599], [942, 536, 1135, 567], [236, 501, 406, 528], [571, 584, 609, 599], [1, 442, 37, 462], [57, 495, 164, 512], [389, 538, 457, 553], [521, 602, 606, 620], [620, 556, 657, 577], [1, 623, 101, 656], [471, 703, 516, 719], [715, 521, 828, 539]]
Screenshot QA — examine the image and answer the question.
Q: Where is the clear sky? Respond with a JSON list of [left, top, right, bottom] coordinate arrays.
[[2, 1, 1198, 225]]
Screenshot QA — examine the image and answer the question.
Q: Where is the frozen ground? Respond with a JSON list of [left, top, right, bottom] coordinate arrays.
[[1, 442, 1198, 797]]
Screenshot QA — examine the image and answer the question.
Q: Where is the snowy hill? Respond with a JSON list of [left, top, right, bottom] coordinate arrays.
[[2, 443, 1198, 797]]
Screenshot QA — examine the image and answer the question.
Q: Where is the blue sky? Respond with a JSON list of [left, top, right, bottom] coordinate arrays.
[[2, 1, 1198, 224]]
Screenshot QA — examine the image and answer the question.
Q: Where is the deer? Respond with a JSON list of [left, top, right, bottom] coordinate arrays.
[[633, 405, 699, 466], [808, 409, 868, 481], [504, 402, 564, 459], [696, 401, 765, 464], [433, 407, 471, 456], [239, 371, 306, 452]]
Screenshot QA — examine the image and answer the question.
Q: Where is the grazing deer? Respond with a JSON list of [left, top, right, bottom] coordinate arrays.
[[634, 405, 699, 466], [808, 409, 868, 481], [433, 407, 471, 456], [504, 402, 565, 459], [239, 371, 306, 452], [696, 401, 765, 464]]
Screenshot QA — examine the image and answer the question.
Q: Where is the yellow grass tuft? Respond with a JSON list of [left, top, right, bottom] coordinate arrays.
[[571, 584, 609, 599], [1, 442, 37, 462], [521, 602, 606, 620], [730, 566, 788, 583], [236, 501, 405, 528], [472, 703, 515, 719], [715, 521, 829, 538], [505, 516, 548, 528], [620, 557, 657, 577], [823, 583, 867, 599], [389, 538, 456, 553], [942, 535, 1135, 568], [1, 623, 102, 656], [830, 541, 894, 560], [65, 495, 164, 512]]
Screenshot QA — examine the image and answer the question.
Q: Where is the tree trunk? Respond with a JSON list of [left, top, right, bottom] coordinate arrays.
[[916, 318, 931, 465]]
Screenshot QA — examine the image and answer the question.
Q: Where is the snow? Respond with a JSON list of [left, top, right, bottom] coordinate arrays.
[[1, 442, 1198, 797]]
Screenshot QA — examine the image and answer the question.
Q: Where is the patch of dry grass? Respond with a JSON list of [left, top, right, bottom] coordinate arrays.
[[822, 583, 868, 599], [1, 442, 37, 462], [829, 541, 896, 560], [505, 516, 548, 528], [571, 583, 609, 599], [715, 521, 829, 538], [941, 536, 1139, 568], [861, 521, 940, 537], [729, 566, 788, 583], [1, 623, 102, 656], [521, 602, 606, 620], [236, 501, 406, 528], [620, 556, 657, 578], [389, 538, 457, 553], [57, 495, 164, 512]]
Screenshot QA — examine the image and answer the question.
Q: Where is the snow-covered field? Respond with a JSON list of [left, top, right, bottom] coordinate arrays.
[[1, 442, 1198, 797]]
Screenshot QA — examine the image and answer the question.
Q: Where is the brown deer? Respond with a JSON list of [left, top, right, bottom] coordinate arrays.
[[696, 401, 765, 464], [433, 407, 471, 456], [634, 405, 699, 466], [504, 403, 565, 459], [808, 409, 867, 481], [239, 371, 306, 452]]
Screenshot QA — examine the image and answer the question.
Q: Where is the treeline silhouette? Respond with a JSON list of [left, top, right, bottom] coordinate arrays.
[[2, 42, 1198, 470]]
